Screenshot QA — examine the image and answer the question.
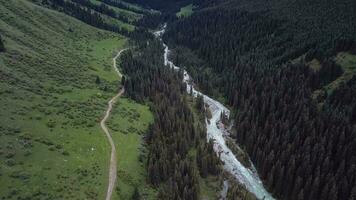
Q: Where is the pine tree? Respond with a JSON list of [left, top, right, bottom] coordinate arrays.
[[195, 94, 204, 111], [0, 35, 5, 52]]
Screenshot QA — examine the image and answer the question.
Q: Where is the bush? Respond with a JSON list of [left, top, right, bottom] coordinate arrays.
[[24, 149, 32, 156], [62, 150, 70, 156], [46, 120, 56, 128], [5, 158, 16, 166]]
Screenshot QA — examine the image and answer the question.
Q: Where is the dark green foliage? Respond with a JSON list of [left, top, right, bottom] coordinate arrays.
[[233, 64, 356, 200], [323, 76, 356, 123], [163, 0, 356, 199], [123, 0, 189, 11], [95, 76, 101, 84], [119, 29, 223, 198], [220, 110, 228, 125], [41, 0, 130, 35], [195, 94, 204, 112], [131, 187, 140, 200], [136, 13, 166, 29], [164, 0, 356, 96], [196, 140, 220, 177], [318, 60, 343, 86], [227, 181, 256, 200], [100, 0, 148, 15], [120, 35, 201, 199], [0, 35, 5, 52], [70, 0, 132, 23]]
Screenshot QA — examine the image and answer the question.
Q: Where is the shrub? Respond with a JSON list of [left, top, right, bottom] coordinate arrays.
[[62, 150, 70, 156]]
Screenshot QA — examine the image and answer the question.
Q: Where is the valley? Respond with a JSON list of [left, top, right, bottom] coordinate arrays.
[[1, 0, 356, 200], [156, 25, 274, 200]]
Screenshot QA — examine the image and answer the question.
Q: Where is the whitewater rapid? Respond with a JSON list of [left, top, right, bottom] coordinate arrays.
[[154, 25, 274, 200]]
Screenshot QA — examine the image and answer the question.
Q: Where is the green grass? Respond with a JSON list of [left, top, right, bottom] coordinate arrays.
[[321, 52, 356, 94], [89, 0, 143, 22], [107, 97, 156, 200], [176, 4, 195, 17], [308, 58, 322, 71], [199, 176, 221, 199], [0, 0, 129, 199], [101, 13, 136, 32], [88, 37, 127, 82], [308, 52, 356, 101], [335, 52, 356, 73]]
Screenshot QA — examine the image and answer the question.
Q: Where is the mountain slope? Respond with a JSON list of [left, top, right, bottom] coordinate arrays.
[[0, 0, 155, 199], [163, 0, 356, 199]]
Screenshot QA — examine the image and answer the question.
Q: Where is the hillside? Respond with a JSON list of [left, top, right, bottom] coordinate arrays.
[[31, 0, 150, 35], [2, 0, 356, 199], [0, 0, 155, 199], [163, 0, 356, 199]]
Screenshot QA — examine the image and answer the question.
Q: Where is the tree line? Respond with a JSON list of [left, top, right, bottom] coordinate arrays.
[[70, 0, 132, 24], [100, 0, 149, 15], [41, 0, 130, 36]]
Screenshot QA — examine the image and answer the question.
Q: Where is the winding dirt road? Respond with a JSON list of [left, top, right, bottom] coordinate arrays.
[[101, 48, 128, 200]]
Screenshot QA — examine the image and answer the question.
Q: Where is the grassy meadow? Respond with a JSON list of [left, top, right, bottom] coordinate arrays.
[[107, 97, 156, 200], [0, 0, 153, 199], [176, 4, 195, 18]]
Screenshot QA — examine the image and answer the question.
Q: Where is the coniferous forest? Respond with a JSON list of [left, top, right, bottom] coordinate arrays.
[[41, 0, 131, 35], [1, 0, 356, 199], [162, 0, 356, 199], [119, 31, 222, 199]]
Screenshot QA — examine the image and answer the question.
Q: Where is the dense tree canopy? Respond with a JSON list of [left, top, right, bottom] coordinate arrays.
[[163, 0, 356, 199], [119, 31, 222, 199], [41, 0, 130, 35]]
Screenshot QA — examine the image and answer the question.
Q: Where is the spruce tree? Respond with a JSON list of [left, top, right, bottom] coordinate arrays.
[[0, 35, 5, 52]]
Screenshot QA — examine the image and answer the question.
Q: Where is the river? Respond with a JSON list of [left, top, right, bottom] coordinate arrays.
[[154, 25, 274, 200]]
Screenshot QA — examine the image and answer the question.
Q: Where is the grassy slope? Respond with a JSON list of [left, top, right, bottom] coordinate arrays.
[[0, 0, 153, 199], [90, 0, 143, 22], [308, 52, 356, 101], [176, 4, 194, 17], [107, 97, 156, 200], [67, 0, 136, 31]]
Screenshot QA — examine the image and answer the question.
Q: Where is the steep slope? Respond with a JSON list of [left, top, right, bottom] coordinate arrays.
[[163, 0, 356, 199], [0, 0, 129, 199]]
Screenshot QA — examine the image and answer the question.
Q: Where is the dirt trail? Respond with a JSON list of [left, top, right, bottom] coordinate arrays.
[[101, 48, 127, 200]]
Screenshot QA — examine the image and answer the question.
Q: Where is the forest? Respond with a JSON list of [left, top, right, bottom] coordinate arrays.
[[123, 0, 190, 11], [119, 30, 222, 199], [41, 0, 131, 35], [2, 0, 356, 199], [69, 0, 132, 24], [100, 0, 148, 15], [163, 0, 356, 199]]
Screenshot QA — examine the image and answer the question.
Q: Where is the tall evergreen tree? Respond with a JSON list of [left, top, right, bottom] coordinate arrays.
[[0, 35, 5, 52]]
